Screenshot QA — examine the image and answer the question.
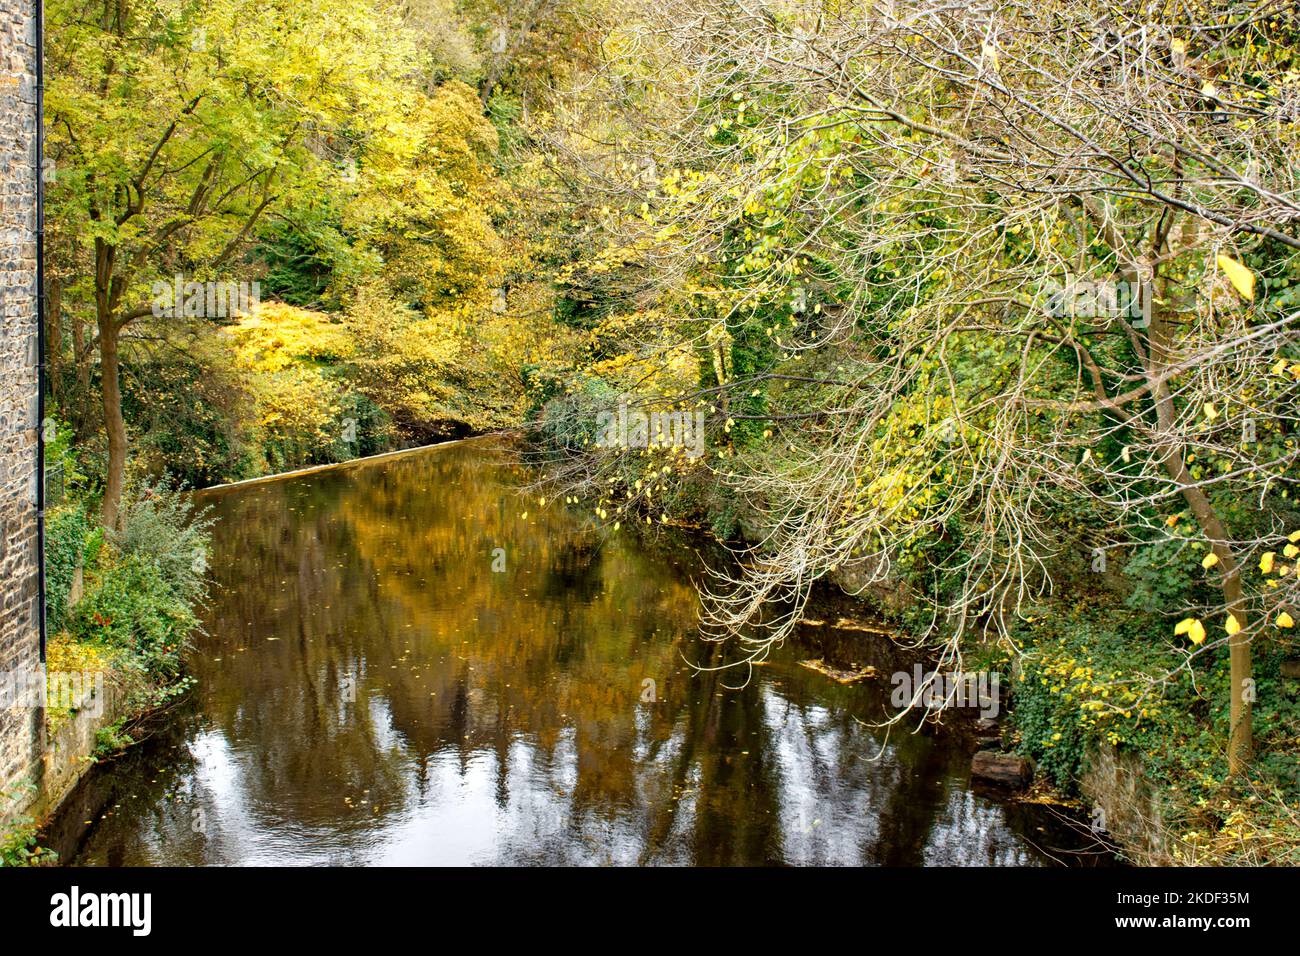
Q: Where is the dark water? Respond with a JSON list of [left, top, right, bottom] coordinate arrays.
[[48, 437, 1103, 865]]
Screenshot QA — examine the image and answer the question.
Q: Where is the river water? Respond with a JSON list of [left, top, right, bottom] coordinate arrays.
[[46, 437, 1102, 865]]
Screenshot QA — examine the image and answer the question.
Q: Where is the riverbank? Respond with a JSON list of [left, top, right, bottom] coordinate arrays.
[[8, 434, 502, 864], [521, 422, 1300, 866], [41, 436, 1095, 865], [1, 479, 214, 865]]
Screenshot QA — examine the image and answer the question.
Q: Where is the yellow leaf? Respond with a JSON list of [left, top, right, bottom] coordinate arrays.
[[1273, 358, 1288, 376], [1225, 613, 1242, 636], [1202, 552, 1219, 569], [1286, 544, 1299, 559], [1277, 611, 1295, 629], [1188, 620, 1207, 645], [1201, 81, 1218, 98], [1166, 514, 1180, 527], [1174, 617, 1195, 636], [1203, 402, 1219, 421], [1289, 530, 1300, 543], [1260, 552, 1276, 573], [1217, 254, 1255, 301]]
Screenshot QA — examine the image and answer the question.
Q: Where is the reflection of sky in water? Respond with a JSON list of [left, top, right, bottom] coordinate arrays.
[[59, 439, 1084, 866], [107, 676, 1050, 866]]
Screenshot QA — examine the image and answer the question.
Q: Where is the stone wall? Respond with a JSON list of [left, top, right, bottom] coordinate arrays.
[[0, 0, 43, 828], [1080, 742, 1176, 865]]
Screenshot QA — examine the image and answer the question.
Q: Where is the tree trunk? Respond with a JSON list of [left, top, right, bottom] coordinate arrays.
[[69, 310, 94, 442], [1172, 466, 1254, 773], [1147, 276, 1252, 774], [99, 314, 127, 530]]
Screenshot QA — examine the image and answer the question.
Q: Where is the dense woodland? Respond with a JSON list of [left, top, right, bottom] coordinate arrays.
[[30, 0, 1300, 865]]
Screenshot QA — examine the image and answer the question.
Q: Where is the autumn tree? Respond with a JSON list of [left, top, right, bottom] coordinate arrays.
[[44, 0, 420, 525], [549, 0, 1300, 775]]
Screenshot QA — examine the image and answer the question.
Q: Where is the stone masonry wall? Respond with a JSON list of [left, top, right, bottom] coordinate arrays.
[[0, 0, 43, 828]]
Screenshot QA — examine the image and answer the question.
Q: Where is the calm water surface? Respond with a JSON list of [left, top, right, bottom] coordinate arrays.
[[48, 437, 1099, 865]]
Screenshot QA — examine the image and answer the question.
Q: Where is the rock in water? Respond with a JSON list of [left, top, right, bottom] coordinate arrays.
[[971, 751, 1033, 788]]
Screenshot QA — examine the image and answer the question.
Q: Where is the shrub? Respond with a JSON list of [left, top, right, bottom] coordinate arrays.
[[0, 819, 55, 867], [69, 480, 213, 684], [44, 505, 92, 634], [113, 480, 214, 606], [70, 555, 198, 683]]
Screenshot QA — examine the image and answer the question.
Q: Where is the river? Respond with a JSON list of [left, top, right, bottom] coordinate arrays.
[[44, 437, 1103, 865]]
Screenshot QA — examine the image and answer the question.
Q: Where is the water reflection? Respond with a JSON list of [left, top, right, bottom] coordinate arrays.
[[51, 437, 1093, 865]]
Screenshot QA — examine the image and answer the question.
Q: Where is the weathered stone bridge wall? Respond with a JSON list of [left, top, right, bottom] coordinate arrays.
[[0, 0, 43, 828]]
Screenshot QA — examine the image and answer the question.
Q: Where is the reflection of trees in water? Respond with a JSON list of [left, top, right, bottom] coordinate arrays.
[[66, 440, 1067, 864], [539, 534, 604, 604]]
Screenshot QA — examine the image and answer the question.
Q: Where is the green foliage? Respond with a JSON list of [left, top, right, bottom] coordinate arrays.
[[1010, 609, 1175, 788], [92, 720, 137, 762], [1010, 603, 1300, 830], [531, 377, 621, 455], [486, 92, 527, 159], [0, 785, 55, 866], [71, 555, 198, 683], [114, 480, 215, 606], [44, 505, 92, 635], [125, 332, 263, 487], [1123, 538, 1200, 612], [41, 410, 87, 494], [70, 481, 212, 683], [253, 202, 359, 310], [0, 820, 55, 867]]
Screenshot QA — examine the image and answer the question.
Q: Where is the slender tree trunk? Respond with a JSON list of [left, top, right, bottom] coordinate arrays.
[[1147, 277, 1252, 773], [1168, 458, 1254, 772], [70, 311, 94, 443], [98, 314, 127, 530]]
